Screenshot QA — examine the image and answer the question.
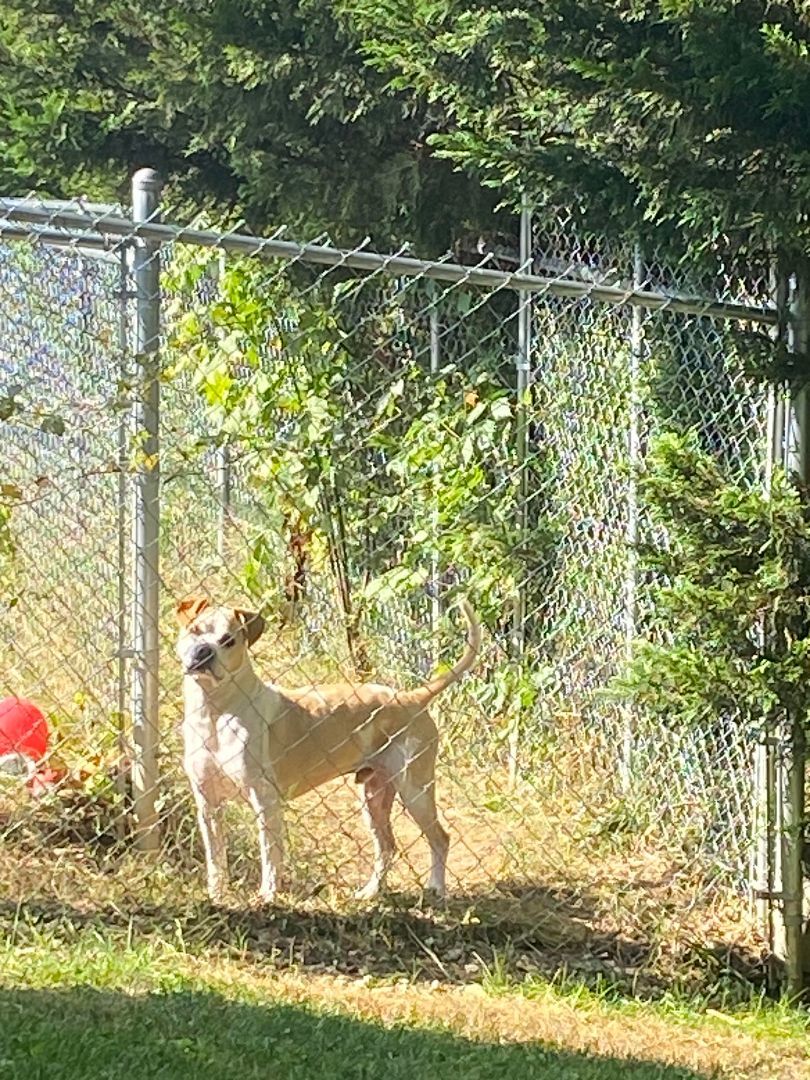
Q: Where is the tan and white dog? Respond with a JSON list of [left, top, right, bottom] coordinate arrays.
[[176, 595, 480, 904]]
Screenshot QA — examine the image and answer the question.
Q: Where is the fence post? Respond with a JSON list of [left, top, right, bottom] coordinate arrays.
[[779, 261, 808, 995], [619, 244, 644, 793], [754, 265, 789, 985], [429, 305, 442, 653], [115, 245, 132, 836], [508, 194, 533, 787], [130, 168, 163, 851], [211, 253, 232, 560], [216, 442, 232, 560]]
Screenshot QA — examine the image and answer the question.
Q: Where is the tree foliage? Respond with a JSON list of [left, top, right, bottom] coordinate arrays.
[[615, 431, 810, 732], [4, 2, 809, 257], [349, 1, 810, 256], [0, 0, 502, 251]]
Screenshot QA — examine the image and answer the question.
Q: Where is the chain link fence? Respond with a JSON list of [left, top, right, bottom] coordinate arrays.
[[0, 183, 788, 993]]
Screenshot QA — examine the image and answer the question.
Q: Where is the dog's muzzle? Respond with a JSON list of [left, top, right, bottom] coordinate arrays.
[[185, 641, 216, 675]]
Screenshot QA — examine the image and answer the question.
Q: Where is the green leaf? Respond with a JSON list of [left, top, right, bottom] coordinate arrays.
[[466, 402, 487, 426], [39, 415, 66, 437]]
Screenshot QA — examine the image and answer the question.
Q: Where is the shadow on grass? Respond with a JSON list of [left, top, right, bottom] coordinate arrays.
[[0, 885, 769, 1004], [0, 986, 709, 1080], [0, 776, 770, 1003]]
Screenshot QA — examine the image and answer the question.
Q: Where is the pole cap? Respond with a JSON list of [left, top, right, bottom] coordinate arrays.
[[131, 168, 162, 194]]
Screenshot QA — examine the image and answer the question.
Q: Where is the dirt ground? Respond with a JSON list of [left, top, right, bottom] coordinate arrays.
[[0, 753, 767, 1002]]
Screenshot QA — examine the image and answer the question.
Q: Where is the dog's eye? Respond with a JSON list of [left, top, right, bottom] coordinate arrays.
[[218, 634, 236, 649]]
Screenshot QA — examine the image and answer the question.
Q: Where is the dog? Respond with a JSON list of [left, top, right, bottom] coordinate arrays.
[[176, 595, 480, 904]]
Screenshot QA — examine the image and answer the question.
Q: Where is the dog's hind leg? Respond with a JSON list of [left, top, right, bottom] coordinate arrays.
[[390, 743, 449, 898], [355, 768, 396, 900], [247, 780, 284, 903]]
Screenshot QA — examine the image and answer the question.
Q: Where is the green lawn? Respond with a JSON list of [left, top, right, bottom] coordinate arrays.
[[0, 915, 806, 1080], [0, 985, 704, 1080]]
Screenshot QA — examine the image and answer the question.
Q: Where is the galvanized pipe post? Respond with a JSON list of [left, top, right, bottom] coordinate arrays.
[[508, 195, 533, 787], [755, 264, 789, 985], [780, 262, 808, 996], [211, 253, 232, 560], [115, 245, 132, 835], [216, 442, 232, 561], [620, 245, 644, 793], [130, 168, 163, 851], [429, 305, 441, 653]]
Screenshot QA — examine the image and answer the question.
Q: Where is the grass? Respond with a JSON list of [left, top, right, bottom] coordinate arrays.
[[0, 758, 768, 1002], [0, 915, 807, 1080]]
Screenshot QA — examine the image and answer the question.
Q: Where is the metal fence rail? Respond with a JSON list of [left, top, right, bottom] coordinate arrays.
[[0, 173, 803, 993]]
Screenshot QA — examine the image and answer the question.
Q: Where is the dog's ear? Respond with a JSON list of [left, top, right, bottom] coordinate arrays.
[[234, 609, 266, 647], [176, 596, 210, 627]]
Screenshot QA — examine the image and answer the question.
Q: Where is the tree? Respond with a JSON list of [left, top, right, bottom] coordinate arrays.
[[616, 430, 810, 737], [0, 0, 504, 252], [348, 1, 810, 257]]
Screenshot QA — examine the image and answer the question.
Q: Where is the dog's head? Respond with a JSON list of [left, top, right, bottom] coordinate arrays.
[[175, 596, 266, 686]]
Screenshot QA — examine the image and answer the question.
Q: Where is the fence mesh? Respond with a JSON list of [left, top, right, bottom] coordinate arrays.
[[0, 196, 777, 991]]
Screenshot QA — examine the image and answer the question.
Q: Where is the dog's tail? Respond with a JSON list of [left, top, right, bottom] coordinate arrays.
[[396, 598, 481, 708]]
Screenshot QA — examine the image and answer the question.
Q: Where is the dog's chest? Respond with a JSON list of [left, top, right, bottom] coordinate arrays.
[[184, 711, 254, 788]]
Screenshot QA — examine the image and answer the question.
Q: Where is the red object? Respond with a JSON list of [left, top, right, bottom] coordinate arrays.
[[27, 765, 68, 798], [0, 697, 49, 761]]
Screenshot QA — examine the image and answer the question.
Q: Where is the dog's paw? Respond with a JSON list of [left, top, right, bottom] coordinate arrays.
[[254, 888, 279, 907], [422, 885, 446, 906], [354, 881, 382, 902], [206, 883, 228, 907]]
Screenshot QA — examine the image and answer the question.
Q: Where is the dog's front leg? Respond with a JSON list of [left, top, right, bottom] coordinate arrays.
[[247, 780, 284, 903], [193, 787, 228, 902]]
